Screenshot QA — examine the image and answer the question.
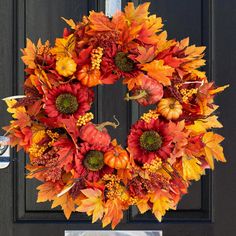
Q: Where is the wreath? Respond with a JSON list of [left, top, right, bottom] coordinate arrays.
[[3, 2, 228, 229]]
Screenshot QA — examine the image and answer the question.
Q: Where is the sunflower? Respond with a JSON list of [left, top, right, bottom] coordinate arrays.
[[44, 83, 94, 120], [75, 142, 114, 182], [127, 118, 173, 165], [92, 32, 139, 84]]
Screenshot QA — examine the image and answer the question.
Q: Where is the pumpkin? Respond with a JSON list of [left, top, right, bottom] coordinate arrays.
[[77, 65, 101, 87], [125, 75, 163, 106], [104, 140, 129, 169], [79, 118, 119, 147], [157, 98, 182, 120]]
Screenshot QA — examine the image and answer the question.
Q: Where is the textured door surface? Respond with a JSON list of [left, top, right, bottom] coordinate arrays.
[[0, 1, 235, 235]]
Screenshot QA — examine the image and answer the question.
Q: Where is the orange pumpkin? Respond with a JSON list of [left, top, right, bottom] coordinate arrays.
[[157, 98, 182, 120], [104, 140, 129, 169], [77, 65, 101, 87]]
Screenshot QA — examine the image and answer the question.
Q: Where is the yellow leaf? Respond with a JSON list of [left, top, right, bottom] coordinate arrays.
[[182, 155, 204, 181], [136, 198, 150, 214], [209, 84, 229, 95], [37, 182, 61, 202], [124, 2, 150, 24], [102, 198, 123, 229], [51, 193, 75, 219], [186, 115, 223, 133], [61, 17, 76, 29], [142, 60, 174, 86], [150, 191, 174, 222], [202, 132, 226, 169], [77, 188, 104, 223], [51, 34, 75, 59]]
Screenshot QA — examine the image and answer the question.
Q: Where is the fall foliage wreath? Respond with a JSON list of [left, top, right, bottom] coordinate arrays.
[[3, 2, 228, 229]]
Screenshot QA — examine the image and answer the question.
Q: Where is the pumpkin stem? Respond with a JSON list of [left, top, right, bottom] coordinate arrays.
[[124, 90, 147, 101], [96, 115, 120, 131]]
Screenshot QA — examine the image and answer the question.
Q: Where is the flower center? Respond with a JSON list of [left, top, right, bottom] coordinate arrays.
[[139, 131, 162, 152], [114, 52, 134, 72], [83, 150, 104, 171], [55, 93, 78, 114]]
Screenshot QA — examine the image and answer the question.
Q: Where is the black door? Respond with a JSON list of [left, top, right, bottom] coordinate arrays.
[[0, 0, 235, 235]]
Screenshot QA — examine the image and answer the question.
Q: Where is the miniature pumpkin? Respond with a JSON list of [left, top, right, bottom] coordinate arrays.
[[157, 98, 182, 120], [104, 140, 129, 169], [77, 65, 101, 87], [79, 118, 119, 147], [125, 75, 163, 106]]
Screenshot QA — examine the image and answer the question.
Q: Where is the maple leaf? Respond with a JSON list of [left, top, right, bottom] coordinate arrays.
[[168, 121, 189, 163], [37, 182, 62, 202], [51, 192, 75, 219], [150, 191, 174, 221], [142, 60, 174, 86], [186, 115, 223, 134], [136, 198, 150, 214], [77, 188, 104, 223], [117, 169, 132, 185], [209, 84, 229, 95], [60, 116, 79, 146], [21, 38, 50, 69], [182, 155, 204, 181], [135, 46, 156, 64], [202, 132, 226, 169], [124, 2, 150, 25], [51, 34, 75, 59], [53, 138, 74, 170], [88, 11, 114, 32], [137, 14, 163, 44], [61, 17, 76, 29], [102, 198, 124, 229], [123, 73, 143, 90]]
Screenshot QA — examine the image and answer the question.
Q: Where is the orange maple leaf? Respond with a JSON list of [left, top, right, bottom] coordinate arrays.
[[77, 188, 104, 223], [135, 46, 156, 64], [102, 198, 124, 229], [21, 38, 50, 69], [124, 2, 150, 25], [51, 192, 75, 219], [88, 11, 114, 32], [37, 182, 62, 202], [142, 60, 174, 86], [123, 73, 143, 90], [202, 132, 226, 169]]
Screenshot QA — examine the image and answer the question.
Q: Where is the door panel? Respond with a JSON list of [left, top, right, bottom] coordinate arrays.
[[0, 0, 235, 235]]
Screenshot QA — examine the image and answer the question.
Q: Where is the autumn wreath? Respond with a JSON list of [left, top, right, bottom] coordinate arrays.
[[3, 2, 228, 229]]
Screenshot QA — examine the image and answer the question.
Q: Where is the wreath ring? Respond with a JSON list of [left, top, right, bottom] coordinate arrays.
[[3, 2, 228, 229]]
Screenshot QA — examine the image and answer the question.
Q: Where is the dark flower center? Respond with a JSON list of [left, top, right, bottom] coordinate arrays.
[[55, 93, 78, 114], [114, 52, 134, 72], [83, 150, 104, 171], [139, 131, 162, 152]]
